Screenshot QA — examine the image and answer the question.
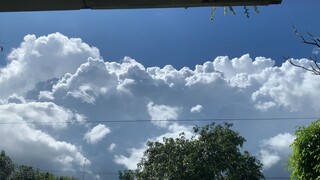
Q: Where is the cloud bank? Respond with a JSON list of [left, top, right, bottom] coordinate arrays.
[[0, 100, 89, 171], [1, 33, 319, 179], [0, 33, 100, 99]]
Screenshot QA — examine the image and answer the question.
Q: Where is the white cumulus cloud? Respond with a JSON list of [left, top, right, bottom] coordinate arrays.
[[190, 104, 203, 113], [114, 147, 145, 170], [259, 133, 296, 170], [313, 47, 320, 55], [84, 124, 111, 144], [108, 143, 117, 152], [36, 53, 319, 175], [147, 102, 180, 127], [262, 133, 296, 152], [3, 33, 320, 178], [0, 101, 89, 171], [44, 54, 320, 123], [259, 150, 281, 170], [0, 33, 100, 99], [0, 100, 83, 129]]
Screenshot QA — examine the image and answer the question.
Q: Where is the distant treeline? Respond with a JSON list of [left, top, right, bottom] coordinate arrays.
[[0, 150, 78, 180]]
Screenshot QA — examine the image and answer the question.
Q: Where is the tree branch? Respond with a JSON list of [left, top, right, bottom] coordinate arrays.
[[288, 26, 320, 75], [292, 25, 320, 48], [287, 57, 320, 75]]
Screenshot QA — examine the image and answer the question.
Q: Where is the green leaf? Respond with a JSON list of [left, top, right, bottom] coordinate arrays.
[[229, 6, 236, 14], [254, 5, 260, 13], [287, 119, 320, 179], [244, 6, 250, 18], [210, 6, 216, 20]]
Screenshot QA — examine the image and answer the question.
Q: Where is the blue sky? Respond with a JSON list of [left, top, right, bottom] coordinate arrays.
[[0, 1, 320, 179], [0, 1, 319, 68]]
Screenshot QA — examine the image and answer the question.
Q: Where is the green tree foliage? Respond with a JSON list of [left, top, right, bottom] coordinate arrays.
[[118, 170, 136, 180], [10, 165, 78, 180], [287, 120, 320, 179], [119, 123, 264, 180], [0, 150, 15, 179], [210, 6, 259, 20], [0, 150, 78, 180], [11, 165, 40, 180]]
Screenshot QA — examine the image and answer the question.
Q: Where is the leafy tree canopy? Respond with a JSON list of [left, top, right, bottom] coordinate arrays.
[[0, 150, 15, 179], [119, 123, 264, 180], [10, 165, 78, 180], [288, 119, 320, 179], [0, 150, 78, 180]]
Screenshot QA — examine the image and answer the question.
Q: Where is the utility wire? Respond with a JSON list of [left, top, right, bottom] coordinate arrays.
[[0, 117, 318, 125], [38, 169, 290, 179], [4, 117, 305, 179]]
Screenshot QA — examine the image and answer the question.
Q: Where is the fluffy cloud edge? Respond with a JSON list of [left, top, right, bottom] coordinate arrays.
[[84, 124, 111, 144], [259, 133, 296, 170]]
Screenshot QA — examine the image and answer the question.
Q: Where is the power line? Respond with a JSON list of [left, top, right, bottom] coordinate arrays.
[[0, 117, 318, 125], [40, 169, 118, 175], [38, 169, 290, 179], [13, 169, 291, 179], [16, 169, 290, 180]]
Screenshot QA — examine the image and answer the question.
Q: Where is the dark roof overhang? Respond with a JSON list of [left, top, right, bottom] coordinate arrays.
[[0, 0, 282, 12]]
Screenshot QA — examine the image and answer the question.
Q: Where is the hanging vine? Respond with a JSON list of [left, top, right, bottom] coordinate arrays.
[[210, 6, 259, 20]]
